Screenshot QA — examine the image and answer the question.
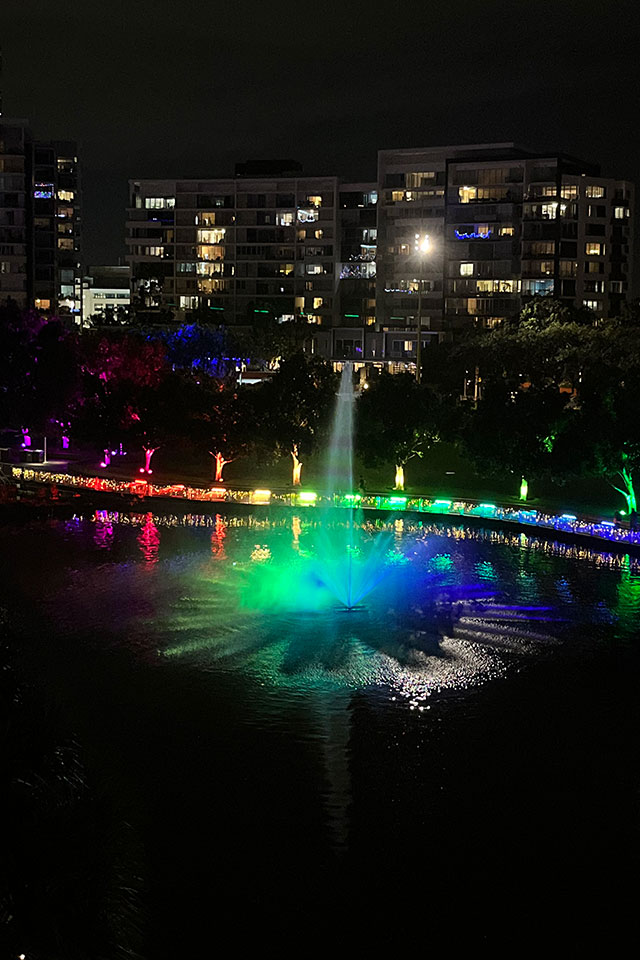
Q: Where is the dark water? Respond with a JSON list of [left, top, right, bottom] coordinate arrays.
[[3, 508, 640, 953]]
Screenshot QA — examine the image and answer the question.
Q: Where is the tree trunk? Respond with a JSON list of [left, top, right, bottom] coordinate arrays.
[[142, 446, 157, 474], [612, 467, 637, 513], [394, 464, 405, 491], [214, 452, 228, 483], [292, 444, 302, 485]]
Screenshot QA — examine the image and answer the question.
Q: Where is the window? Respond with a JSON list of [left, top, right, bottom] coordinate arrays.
[[585, 185, 605, 198], [197, 228, 225, 244], [307, 195, 322, 207], [391, 190, 407, 202], [459, 186, 477, 203], [57, 238, 73, 250], [541, 203, 558, 219], [34, 183, 54, 199], [297, 208, 318, 223], [277, 211, 294, 226], [0, 261, 9, 273], [610, 281, 625, 293], [530, 241, 555, 256], [539, 261, 554, 275], [278, 263, 294, 275], [460, 262, 474, 276], [559, 260, 577, 277], [306, 264, 323, 274], [560, 184, 578, 199], [587, 205, 606, 218], [179, 296, 200, 309], [406, 172, 436, 187], [583, 299, 601, 312], [614, 206, 630, 219], [586, 261, 604, 273], [315, 229, 324, 240], [145, 197, 175, 209], [499, 224, 515, 236], [144, 246, 164, 257], [57, 189, 74, 202], [522, 278, 554, 295], [313, 297, 324, 309], [585, 242, 603, 255]]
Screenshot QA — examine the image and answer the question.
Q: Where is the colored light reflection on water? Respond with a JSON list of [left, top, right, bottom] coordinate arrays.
[[35, 508, 637, 704]]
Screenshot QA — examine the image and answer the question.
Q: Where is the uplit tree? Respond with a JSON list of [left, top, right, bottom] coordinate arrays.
[[255, 353, 336, 485], [356, 373, 440, 490]]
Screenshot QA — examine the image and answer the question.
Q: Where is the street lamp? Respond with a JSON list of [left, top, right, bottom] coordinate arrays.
[[413, 232, 431, 383]]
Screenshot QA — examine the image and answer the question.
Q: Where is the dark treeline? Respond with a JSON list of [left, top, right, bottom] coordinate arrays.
[[2, 298, 640, 507]]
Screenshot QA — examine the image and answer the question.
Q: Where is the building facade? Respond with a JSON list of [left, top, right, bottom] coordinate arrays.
[[377, 143, 634, 335], [127, 145, 634, 373], [82, 264, 130, 321], [0, 120, 82, 316], [32, 140, 82, 315], [127, 167, 379, 328], [0, 118, 30, 309]]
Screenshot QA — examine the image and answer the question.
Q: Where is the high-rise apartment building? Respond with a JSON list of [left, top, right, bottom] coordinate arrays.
[[32, 140, 82, 315], [127, 144, 633, 367], [377, 143, 634, 334], [0, 118, 30, 309], [127, 166, 378, 327], [0, 119, 82, 316]]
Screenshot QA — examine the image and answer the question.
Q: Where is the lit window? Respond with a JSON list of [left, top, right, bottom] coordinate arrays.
[[57, 189, 74, 202], [499, 224, 515, 236], [614, 206, 630, 219], [476, 224, 491, 237], [144, 246, 164, 257], [460, 262, 473, 276], [307, 195, 322, 207], [585, 242, 603, 255], [541, 203, 558, 219], [391, 190, 406, 202], [539, 261, 554, 275], [459, 186, 477, 203], [277, 211, 295, 226], [57, 238, 73, 250], [610, 280, 625, 293], [560, 184, 578, 199], [313, 297, 324, 309], [34, 298, 51, 309], [315, 229, 324, 239], [197, 228, 225, 244], [179, 296, 200, 308], [306, 264, 323, 274], [145, 197, 176, 209], [197, 245, 225, 260], [297, 208, 318, 223], [522, 278, 554, 295], [585, 185, 605, 198], [583, 299, 601, 312], [278, 263, 294, 275], [34, 183, 54, 199]]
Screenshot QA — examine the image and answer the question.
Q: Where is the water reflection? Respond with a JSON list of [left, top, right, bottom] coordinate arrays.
[[137, 512, 160, 564]]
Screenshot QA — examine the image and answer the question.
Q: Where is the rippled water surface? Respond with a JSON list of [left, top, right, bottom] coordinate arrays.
[[4, 508, 640, 953]]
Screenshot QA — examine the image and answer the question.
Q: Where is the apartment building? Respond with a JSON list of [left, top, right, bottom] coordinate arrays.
[[377, 143, 634, 334], [32, 140, 82, 315], [0, 118, 29, 309], [0, 120, 82, 316]]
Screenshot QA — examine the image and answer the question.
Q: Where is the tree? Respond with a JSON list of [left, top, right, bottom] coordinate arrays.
[[193, 379, 256, 482], [356, 373, 440, 490], [254, 353, 336, 485]]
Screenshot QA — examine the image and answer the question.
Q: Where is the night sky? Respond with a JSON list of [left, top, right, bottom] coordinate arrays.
[[3, 0, 639, 265]]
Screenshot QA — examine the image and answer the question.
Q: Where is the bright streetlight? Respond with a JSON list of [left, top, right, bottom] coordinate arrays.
[[414, 232, 431, 383]]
